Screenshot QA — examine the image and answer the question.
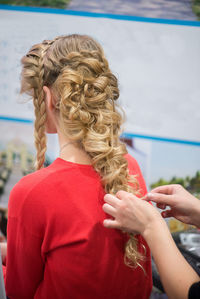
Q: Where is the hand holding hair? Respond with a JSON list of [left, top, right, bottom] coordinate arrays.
[[103, 191, 200, 299], [144, 184, 200, 228], [103, 190, 163, 236]]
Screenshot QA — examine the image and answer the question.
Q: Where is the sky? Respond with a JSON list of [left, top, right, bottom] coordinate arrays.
[[150, 141, 200, 184]]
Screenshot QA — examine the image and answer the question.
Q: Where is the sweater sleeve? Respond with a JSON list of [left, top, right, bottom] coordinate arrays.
[[5, 179, 45, 299], [188, 281, 200, 299]]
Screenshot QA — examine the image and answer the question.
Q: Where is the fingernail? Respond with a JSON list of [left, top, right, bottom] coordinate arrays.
[[103, 219, 108, 226], [104, 195, 108, 201]]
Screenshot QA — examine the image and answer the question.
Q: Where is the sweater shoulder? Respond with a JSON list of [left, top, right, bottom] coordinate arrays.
[[8, 162, 61, 217], [10, 163, 56, 199], [125, 153, 147, 196], [125, 153, 141, 174], [8, 159, 100, 217]]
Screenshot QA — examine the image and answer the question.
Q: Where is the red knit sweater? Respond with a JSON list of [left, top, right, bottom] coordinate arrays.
[[4, 154, 152, 299]]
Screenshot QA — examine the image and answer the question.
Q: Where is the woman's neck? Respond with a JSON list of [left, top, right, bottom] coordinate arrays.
[[58, 134, 92, 165]]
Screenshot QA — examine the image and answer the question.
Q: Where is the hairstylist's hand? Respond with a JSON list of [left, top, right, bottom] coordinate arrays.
[[144, 184, 200, 228], [103, 191, 164, 236]]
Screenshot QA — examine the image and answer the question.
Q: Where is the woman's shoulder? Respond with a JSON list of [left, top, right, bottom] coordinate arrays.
[[8, 158, 98, 217], [125, 153, 141, 174], [11, 164, 54, 195], [8, 163, 57, 217]]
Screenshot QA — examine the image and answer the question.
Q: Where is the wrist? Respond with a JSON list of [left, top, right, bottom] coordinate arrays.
[[142, 217, 167, 243], [142, 219, 175, 263]]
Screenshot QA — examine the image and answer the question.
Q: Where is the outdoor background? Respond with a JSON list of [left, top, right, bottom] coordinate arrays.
[[0, 2, 200, 298], [0, 0, 200, 20], [0, 0, 200, 233]]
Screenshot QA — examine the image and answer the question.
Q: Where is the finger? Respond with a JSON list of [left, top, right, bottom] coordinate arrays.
[[145, 192, 173, 205], [104, 194, 121, 207], [102, 203, 116, 217], [103, 219, 120, 229], [150, 185, 175, 195], [156, 203, 167, 210], [161, 209, 173, 218], [143, 194, 152, 202], [116, 190, 137, 201]]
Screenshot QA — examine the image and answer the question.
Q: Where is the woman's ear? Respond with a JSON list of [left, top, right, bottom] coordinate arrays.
[[43, 86, 54, 111], [43, 86, 57, 133]]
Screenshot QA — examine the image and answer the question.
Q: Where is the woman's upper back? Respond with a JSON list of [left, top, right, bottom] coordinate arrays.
[[6, 154, 152, 299]]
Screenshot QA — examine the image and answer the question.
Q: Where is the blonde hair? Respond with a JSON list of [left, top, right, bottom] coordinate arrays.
[[20, 34, 144, 268]]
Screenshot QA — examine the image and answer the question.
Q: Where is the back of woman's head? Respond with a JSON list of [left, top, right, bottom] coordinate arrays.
[[20, 34, 144, 269]]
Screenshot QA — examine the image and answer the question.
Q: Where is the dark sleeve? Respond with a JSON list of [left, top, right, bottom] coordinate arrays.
[[188, 281, 200, 299]]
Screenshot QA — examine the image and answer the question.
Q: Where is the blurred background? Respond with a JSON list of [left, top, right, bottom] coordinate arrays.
[[0, 1, 200, 298]]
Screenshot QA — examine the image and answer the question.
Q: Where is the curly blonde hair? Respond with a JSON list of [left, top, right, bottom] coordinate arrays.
[[20, 34, 144, 268]]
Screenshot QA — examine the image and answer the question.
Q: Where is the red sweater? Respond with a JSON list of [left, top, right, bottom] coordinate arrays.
[[5, 154, 152, 299]]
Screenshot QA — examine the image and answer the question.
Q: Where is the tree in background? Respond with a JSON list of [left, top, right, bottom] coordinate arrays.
[[193, 0, 200, 20], [0, 0, 70, 9], [151, 170, 200, 199]]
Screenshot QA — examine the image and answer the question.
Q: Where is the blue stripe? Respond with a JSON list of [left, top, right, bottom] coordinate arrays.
[[121, 133, 200, 146], [0, 116, 33, 124], [0, 4, 199, 27], [0, 116, 200, 146]]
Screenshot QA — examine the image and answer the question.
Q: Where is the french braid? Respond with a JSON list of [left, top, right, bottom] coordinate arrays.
[[20, 34, 145, 269], [21, 37, 62, 169]]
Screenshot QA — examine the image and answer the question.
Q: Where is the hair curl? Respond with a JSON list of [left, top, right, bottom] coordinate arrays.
[[20, 34, 144, 269]]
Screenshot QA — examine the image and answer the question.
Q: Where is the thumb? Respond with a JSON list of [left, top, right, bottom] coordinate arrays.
[[146, 192, 172, 205]]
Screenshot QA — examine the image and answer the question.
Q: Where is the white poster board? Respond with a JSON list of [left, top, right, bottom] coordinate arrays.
[[0, 7, 200, 141]]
